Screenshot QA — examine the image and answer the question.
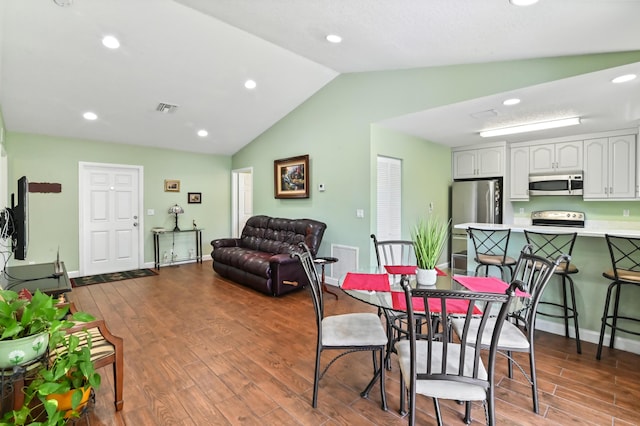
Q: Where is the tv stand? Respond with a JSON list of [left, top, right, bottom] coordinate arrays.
[[0, 262, 72, 296]]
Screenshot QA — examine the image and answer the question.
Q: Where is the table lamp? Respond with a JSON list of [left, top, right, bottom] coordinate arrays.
[[168, 204, 184, 231]]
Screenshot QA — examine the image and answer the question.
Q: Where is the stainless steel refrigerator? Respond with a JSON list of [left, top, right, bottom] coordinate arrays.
[[450, 178, 502, 273]]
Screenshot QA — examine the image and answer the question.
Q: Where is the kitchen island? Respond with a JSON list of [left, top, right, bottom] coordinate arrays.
[[454, 222, 640, 355]]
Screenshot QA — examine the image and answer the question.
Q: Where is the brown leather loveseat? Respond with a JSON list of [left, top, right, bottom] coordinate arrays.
[[211, 215, 327, 296]]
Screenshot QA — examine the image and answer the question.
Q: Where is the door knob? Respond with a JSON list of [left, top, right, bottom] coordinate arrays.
[[133, 223, 138, 227]]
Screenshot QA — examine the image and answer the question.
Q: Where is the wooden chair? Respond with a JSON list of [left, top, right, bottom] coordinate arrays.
[[63, 303, 124, 411], [293, 243, 388, 410], [396, 276, 522, 425]]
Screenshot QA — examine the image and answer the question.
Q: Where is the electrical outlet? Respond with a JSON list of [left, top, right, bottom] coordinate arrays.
[[356, 209, 364, 218], [519, 208, 525, 214], [623, 209, 630, 217]]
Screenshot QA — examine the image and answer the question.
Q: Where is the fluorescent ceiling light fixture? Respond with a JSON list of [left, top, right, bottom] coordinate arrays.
[[197, 129, 208, 137], [612, 74, 637, 83], [326, 34, 342, 43], [102, 35, 120, 49], [244, 79, 257, 89], [480, 117, 581, 138], [503, 98, 521, 106], [83, 112, 98, 120], [510, 0, 539, 6]]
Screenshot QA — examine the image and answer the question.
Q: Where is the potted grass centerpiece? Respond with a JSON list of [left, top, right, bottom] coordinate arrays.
[[412, 215, 451, 286]]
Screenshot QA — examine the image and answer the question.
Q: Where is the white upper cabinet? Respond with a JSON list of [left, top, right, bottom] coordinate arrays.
[[509, 145, 530, 200], [452, 145, 505, 179], [583, 135, 636, 200], [529, 140, 583, 174]]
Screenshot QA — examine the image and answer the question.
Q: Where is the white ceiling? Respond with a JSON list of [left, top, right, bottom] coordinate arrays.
[[1, 0, 640, 155]]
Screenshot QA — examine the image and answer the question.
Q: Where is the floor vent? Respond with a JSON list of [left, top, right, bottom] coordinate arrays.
[[156, 102, 179, 113], [329, 244, 359, 285]]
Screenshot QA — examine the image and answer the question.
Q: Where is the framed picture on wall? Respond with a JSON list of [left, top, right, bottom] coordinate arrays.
[[274, 154, 309, 199], [164, 179, 180, 192], [188, 192, 201, 204]]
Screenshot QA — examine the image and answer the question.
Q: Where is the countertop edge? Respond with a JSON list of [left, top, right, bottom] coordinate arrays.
[[453, 223, 640, 238]]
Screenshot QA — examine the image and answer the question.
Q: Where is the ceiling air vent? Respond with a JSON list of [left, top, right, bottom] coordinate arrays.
[[156, 103, 179, 114]]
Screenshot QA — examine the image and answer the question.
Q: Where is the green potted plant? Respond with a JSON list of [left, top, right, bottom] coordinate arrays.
[[0, 289, 98, 425], [10, 328, 102, 425], [412, 215, 451, 285], [0, 289, 69, 368]]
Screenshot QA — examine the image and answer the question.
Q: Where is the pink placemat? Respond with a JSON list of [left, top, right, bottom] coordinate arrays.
[[384, 266, 446, 276], [391, 291, 482, 314], [341, 273, 390, 291], [453, 275, 530, 298]]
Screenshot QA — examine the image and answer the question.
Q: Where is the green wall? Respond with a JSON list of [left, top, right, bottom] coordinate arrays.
[[232, 52, 640, 270], [4, 132, 231, 271]]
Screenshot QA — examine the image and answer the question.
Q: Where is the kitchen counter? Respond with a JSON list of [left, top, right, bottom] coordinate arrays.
[[453, 221, 640, 354], [454, 222, 640, 238]]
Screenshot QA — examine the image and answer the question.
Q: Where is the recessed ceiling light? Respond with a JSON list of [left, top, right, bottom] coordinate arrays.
[[612, 74, 637, 84], [326, 34, 342, 44], [197, 129, 208, 137], [244, 79, 257, 90], [83, 112, 98, 121], [503, 98, 521, 106], [509, 0, 539, 6], [102, 35, 120, 49]]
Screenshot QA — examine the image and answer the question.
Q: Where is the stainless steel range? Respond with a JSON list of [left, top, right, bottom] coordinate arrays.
[[531, 210, 585, 228]]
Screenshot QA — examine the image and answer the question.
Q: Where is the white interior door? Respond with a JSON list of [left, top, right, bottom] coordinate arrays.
[[232, 168, 253, 238], [79, 162, 143, 275]]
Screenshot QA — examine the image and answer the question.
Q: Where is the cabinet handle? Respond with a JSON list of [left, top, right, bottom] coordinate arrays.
[[610, 186, 613, 194], [605, 187, 608, 194]]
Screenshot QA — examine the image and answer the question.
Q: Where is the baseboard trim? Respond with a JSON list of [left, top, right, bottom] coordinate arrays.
[[535, 318, 640, 356]]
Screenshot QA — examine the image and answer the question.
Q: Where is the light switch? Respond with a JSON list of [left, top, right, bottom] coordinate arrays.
[[356, 209, 364, 218], [147, 209, 155, 216]]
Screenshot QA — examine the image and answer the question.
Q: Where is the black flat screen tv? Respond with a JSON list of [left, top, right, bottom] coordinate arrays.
[[10, 176, 29, 260]]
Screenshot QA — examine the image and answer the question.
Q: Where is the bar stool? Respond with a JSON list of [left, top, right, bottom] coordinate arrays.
[[467, 227, 517, 281], [597, 234, 640, 360], [524, 230, 581, 354]]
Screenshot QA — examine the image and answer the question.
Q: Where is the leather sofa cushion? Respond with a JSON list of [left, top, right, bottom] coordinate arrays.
[[214, 246, 271, 278]]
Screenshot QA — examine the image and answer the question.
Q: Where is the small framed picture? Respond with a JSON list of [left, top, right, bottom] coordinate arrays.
[[274, 154, 309, 199], [164, 180, 180, 192], [188, 192, 201, 204]]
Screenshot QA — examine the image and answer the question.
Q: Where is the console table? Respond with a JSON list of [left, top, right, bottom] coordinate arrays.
[[152, 228, 203, 269], [0, 262, 71, 297]]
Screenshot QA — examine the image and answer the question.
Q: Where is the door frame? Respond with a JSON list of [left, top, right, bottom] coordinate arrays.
[[78, 161, 144, 276], [231, 167, 253, 238]]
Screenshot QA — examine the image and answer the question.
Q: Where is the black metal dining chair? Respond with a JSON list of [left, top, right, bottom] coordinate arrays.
[[292, 242, 388, 410], [370, 234, 422, 369], [395, 276, 523, 425], [451, 246, 566, 415]]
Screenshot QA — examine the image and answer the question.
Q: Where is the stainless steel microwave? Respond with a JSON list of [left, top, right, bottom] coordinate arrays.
[[528, 172, 584, 196]]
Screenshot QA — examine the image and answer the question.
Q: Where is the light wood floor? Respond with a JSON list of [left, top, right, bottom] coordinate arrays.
[[69, 261, 640, 425]]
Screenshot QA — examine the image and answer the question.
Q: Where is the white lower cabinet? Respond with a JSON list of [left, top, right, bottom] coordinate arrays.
[[583, 135, 636, 200]]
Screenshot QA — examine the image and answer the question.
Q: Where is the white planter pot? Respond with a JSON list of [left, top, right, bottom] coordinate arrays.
[[0, 331, 49, 368], [416, 268, 437, 286]]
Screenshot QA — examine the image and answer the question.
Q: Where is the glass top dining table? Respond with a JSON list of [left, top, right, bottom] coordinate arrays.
[[338, 267, 523, 313]]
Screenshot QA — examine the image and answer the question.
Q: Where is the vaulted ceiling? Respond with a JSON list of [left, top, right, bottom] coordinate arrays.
[[1, 0, 639, 155]]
